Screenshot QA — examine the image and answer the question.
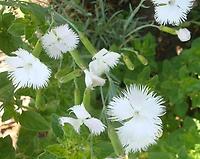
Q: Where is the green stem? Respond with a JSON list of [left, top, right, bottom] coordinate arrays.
[[107, 123, 124, 156], [124, 0, 145, 30], [100, 86, 107, 120], [83, 88, 91, 110], [89, 135, 95, 159], [74, 79, 81, 105], [99, 86, 124, 157], [121, 24, 159, 48], [35, 89, 43, 110], [125, 24, 160, 38], [78, 32, 97, 56], [69, 50, 86, 70], [32, 40, 42, 58], [32, 40, 43, 110]]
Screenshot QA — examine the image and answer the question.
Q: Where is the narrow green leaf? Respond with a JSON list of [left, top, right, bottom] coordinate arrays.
[[8, 22, 26, 37]]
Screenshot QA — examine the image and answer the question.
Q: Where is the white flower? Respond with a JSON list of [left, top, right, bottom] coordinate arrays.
[[152, 0, 195, 26], [84, 69, 106, 89], [107, 84, 165, 153], [41, 24, 79, 59], [176, 28, 191, 42], [4, 49, 51, 90], [59, 104, 106, 135], [117, 117, 163, 153], [89, 48, 121, 76]]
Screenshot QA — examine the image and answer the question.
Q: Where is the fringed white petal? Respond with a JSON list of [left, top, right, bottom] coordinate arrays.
[[89, 59, 110, 76], [5, 49, 51, 90], [84, 118, 106, 135], [59, 117, 83, 133], [107, 96, 134, 122], [107, 84, 165, 153], [117, 117, 163, 153], [90, 48, 121, 76], [60, 104, 105, 136], [84, 69, 106, 89], [123, 85, 166, 119], [41, 24, 79, 59], [69, 104, 91, 119], [153, 0, 195, 26]]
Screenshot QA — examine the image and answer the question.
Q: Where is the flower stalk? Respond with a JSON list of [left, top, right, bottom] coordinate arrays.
[[83, 88, 92, 111], [32, 40, 43, 110], [74, 79, 81, 105], [159, 26, 176, 35], [78, 32, 96, 56], [70, 50, 86, 70], [107, 123, 124, 157], [32, 40, 42, 58]]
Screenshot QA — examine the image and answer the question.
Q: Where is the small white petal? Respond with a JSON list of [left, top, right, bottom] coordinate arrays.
[[69, 104, 91, 119], [59, 117, 83, 133], [5, 49, 51, 90], [41, 24, 79, 59], [176, 28, 191, 42], [84, 69, 106, 89], [123, 85, 165, 119], [89, 48, 121, 76], [84, 118, 106, 135], [107, 97, 135, 122], [89, 60, 109, 76], [60, 104, 105, 136]]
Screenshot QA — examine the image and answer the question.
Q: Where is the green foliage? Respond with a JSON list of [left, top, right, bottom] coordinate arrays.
[[19, 111, 50, 131], [0, 136, 15, 159]]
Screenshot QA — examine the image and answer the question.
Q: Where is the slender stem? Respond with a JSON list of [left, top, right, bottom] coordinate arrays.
[[78, 32, 97, 56], [100, 86, 107, 121], [121, 24, 160, 48], [35, 89, 42, 110], [32, 40, 43, 110], [70, 50, 86, 70], [124, 0, 145, 30], [126, 24, 160, 38], [89, 135, 95, 159], [32, 40, 42, 58]]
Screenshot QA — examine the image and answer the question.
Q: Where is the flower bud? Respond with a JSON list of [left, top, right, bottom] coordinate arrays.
[[176, 28, 191, 42], [136, 54, 148, 65], [122, 55, 134, 71]]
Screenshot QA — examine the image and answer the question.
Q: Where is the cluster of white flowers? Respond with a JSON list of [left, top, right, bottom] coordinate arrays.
[[107, 85, 165, 153], [59, 104, 106, 135], [3, 49, 51, 90], [84, 48, 121, 89], [0, 24, 79, 90], [41, 24, 79, 59]]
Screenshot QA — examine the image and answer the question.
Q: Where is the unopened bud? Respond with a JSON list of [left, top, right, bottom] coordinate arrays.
[[122, 55, 134, 70]]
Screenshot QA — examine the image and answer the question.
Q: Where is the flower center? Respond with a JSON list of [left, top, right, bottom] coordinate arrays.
[[168, 0, 175, 5], [133, 110, 140, 117], [24, 63, 33, 70]]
